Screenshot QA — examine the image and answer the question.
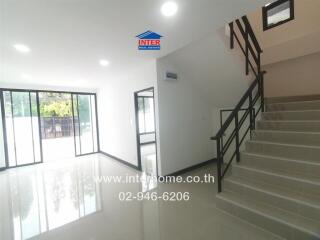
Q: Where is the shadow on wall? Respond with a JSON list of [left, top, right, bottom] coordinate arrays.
[[247, 0, 320, 97], [264, 51, 320, 97]]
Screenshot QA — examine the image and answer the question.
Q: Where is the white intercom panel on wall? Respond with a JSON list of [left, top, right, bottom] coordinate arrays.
[[165, 72, 178, 81]]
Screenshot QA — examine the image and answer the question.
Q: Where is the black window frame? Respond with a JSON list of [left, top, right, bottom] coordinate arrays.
[[262, 0, 294, 31]]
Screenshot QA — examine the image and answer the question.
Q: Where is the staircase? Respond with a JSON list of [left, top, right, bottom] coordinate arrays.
[[216, 96, 320, 240]]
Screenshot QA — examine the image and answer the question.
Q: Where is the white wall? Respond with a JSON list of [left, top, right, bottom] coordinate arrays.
[[156, 58, 215, 176], [156, 28, 250, 176], [97, 60, 157, 167]]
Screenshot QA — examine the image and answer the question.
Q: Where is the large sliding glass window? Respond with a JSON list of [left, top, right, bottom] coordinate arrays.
[[3, 91, 42, 167], [0, 89, 98, 169], [72, 94, 98, 155]]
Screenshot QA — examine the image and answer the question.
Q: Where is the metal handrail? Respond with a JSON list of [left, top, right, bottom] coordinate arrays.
[[211, 15, 265, 193], [230, 16, 262, 76]]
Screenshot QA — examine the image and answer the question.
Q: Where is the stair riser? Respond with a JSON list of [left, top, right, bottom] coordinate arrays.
[[257, 121, 320, 132], [241, 153, 320, 179], [266, 101, 320, 112], [262, 112, 320, 121], [246, 142, 320, 163], [232, 166, 320, 197], [216, 196, 317, 240], [252, 131, 320, 146], [224, 180, 320, 222]]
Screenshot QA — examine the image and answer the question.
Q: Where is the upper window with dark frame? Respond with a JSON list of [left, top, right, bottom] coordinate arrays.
[[262, 0, 294, 31]]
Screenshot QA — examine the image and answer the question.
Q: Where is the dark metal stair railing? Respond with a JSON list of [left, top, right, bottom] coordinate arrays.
[[211, 15, 266, 193]]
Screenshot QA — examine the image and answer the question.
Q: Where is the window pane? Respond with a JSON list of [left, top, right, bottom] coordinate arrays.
[[267, 1, 290, 26], [0, 94, 6, 168], [4, 91, 16, 167], [90, 95, 98, 152], [4, 91, 41, 167], [31, 93, 41, 163], [73, 95, 81, 155], [12, 92, 35, 166], [78, 95, 93, 154], [144, 98, 155, 132], [73, 94, 98, 155], [138, 97, 145, 133]]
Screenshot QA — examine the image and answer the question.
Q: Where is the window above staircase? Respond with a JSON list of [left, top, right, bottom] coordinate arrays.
[[262, 0, 295, 31]]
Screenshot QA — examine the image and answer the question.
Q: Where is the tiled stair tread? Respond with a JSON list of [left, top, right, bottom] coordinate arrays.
[[217, 96, 320, 237], [264, 110, 320, 114], [259, 120, 320, 123], [263, 110, 320, 119], [225, 175, 320, 209], [262, 113, 320, 120], [248, 140, 320, 150], [240, 152, 320, 181], [242, 152, 320, 167], [253, 129, 320, 135], [233, 164, 320, 187], [253, 129, 320, 143], [266, 96, 320, 104], [257, 121, 320, 133], [217, 191, 320, 236]]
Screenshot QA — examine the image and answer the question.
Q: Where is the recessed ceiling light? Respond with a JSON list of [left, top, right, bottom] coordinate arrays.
[[21, 73, 32, 80], [99, 59, 110, 67], [13, 44, 31, 53], [161, 1, 178, 17]]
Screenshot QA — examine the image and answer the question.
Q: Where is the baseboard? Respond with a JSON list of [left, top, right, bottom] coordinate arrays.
[[166, 158, 217, 176], [99, 151, 140, 171]]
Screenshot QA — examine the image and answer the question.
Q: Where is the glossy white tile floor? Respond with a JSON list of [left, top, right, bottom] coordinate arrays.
[[0, 154, 284, 240]]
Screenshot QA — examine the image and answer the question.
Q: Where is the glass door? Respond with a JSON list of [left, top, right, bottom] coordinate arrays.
[[3, 91, 42, 167], [72, 94, 98, 156], [134, 88, 158, 191]]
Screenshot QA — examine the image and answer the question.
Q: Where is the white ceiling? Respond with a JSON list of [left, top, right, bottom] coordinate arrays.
[[0, 0, 270, 89]]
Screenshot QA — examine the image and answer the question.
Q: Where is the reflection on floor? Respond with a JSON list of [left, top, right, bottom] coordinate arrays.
[[42, 131, 95, 162], [140, 143, 156, 176], [42, 137, 75, 161], [140, 143, 157, 192], [0, 154, 283, 240], [0, 158, 101, 240]]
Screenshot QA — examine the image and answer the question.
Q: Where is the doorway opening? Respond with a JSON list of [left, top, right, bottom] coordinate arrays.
[[134, 87, 158, 182], [39, 92, 75, 162], [39, 92, 99, 162]]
